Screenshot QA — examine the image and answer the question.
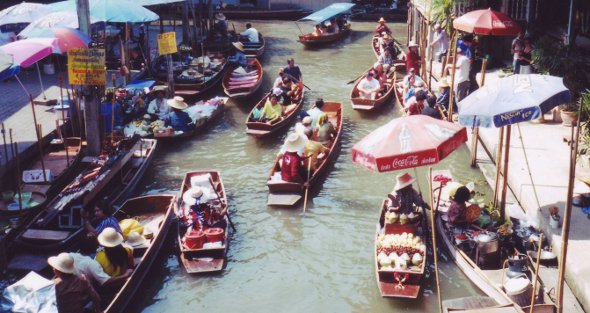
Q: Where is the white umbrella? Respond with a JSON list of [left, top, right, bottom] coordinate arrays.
[[19, 12, 97, 38], [0, 2, 53, 26], [49, 0, 159, 23], [135, 0, 185, 6], [458, 74, 572, 128]]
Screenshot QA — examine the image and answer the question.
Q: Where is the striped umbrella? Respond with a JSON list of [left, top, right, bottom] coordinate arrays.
[[25, 27, 91, 54]]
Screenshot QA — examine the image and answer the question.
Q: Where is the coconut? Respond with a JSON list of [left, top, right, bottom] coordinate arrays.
[[400, 213, 408, 225], [379, 256, 392, 267], [412, 253, 423, 266]]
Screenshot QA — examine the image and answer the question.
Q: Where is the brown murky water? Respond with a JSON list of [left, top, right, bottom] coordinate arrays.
[[132, 21, 491, 313]]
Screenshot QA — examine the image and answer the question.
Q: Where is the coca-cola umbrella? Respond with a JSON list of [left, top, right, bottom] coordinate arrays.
[[453, 8, 521, 36], [352, 115, 468, 173]]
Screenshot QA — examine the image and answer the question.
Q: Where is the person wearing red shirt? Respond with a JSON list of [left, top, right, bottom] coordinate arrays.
[[280, 133, 308, 184], [375, 17, 392, 35], [406, 41, 421, 74]]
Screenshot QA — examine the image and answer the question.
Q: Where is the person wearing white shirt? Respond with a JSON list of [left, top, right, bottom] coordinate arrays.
[[357, 72, 381, 100], [240, 23, 259, 43], [430, 24, 449, 62], [446, 49, 470, 102], [147, 88, 170, 120], [306, 98, 325, 128]]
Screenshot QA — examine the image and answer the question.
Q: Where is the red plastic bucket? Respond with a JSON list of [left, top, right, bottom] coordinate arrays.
[[204, 228, 224, 243], [184, 230, 205, 249]]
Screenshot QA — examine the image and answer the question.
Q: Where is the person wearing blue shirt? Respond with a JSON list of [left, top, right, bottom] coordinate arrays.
[[283, 58, 303, 83], [84, 198, 122, 236], [231, 42, 249, 67], [165, 96, 195, 133]]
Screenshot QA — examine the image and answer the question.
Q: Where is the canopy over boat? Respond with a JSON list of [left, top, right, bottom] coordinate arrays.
[[297, 3, 355, 23]]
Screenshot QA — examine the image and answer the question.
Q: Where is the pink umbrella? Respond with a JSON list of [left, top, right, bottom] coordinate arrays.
[[352, 115, 468, 172], [453, 8, 521, 36], [25, 27, 91, 53], [0, 38, 54, 67]]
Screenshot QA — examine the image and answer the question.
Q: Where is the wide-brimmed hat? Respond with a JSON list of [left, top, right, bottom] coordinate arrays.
[[125, 231, 148, 248], [183, 186, 209, 206], [167, 96, 188, 110], [378, 17, 386, 23], [434, 23, 441, 30], [408, 41, 418, 48], [215, 13, 226, 21], [283, 132, 308, 153], [98, 227, 124, 248], [394, 173, 416, 191], [302, 116, 312, 125], [232, 41, 245, 52], [150, 85, 168, 94], [47, 252, 75, 274], [439, 78, 449, 88]]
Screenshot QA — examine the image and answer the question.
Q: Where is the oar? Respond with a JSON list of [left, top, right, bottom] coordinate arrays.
[[429, 168, 443, 313], [208, 177, 236, 232], [283, 73, 311, 91], [303, 158, 312, 213], [347, 73, 364, 85]]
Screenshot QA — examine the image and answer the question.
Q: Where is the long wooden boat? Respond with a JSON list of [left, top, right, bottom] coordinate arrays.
[[240, 33, 265, 59], [7, 138, 158, 271], [432, 170, 557, 312], [213, 7, 311, 20], [103, 195, 175, 313], [350, 68, 396, 111], [374, 200, 426, 298], [222, 58, 263, 99], [443, 297, 524, 313], [371, 36, 406, 72], [266, 102, 342, 207], [245, 87, 305, 137], [177, 170, 230, 274], [298, 24, 351, 47]]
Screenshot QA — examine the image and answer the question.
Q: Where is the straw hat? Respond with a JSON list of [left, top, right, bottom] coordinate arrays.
[[439, 78, 449, 88], [97, 227, 124, 248], [408, 41, 418, 48], [434, 23, 441, 30], [47, 253, 75, 274], [378, 17, 386, 23], [394, 173, 416, 191], [215, 13, 226, 21], [183, 186, 209, 206], [125, 231, 148, 248], [167, 96, 188, 110], [232, 41, 245, 52], [283, 132, 308, 153], [302, 116, 312, 125], [383, 34, 390, 40], [150, 85, 168, 94]]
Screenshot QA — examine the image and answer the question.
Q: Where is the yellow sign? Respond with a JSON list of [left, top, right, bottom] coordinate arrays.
[[158, 32, 177, 55], [67, 48, 106, 85]]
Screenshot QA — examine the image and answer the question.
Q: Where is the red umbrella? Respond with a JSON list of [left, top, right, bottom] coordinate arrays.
[[352, 115, 468, 172], [453, 8, 521, 36]]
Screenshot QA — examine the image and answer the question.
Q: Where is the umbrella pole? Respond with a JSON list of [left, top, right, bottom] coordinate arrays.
[[429, 168, 443, 313], [9, 129, 14, 160], [470, 58, 488, 168], [14, 142, 22, 212], [36, 63, 47, 100], [500, 124, 512, 218], [36, 123, 47, 183], [428, 45, 434, 91], [56, 120, 70, 167], [14, 75, 30, 95], [111, 74, 116, 144], [413, 167, 422, 196], [493, 127, 505, 209], [1, 123, 8, 164], [447, 35, 458, 122], [59, 75, 66, 126]]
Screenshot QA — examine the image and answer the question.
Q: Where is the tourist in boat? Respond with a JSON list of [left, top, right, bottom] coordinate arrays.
[[295, 116, 314, 138], [273, 68, 286, 89], [405, 80, 425, 102], [96, 227, 135, 277], [375, 17, 392, 35], [315, 113, 337, 146], [147, 86, 169, 120], [307, 98, 325, 128], [279, 77, 301, 105], [259, 93, 283, 124], [280, 132, 308, 184], [283, 58, 303, 83], [422, 95, 443, 120], [387, 173, 430, 214], [240, 23, 259, 43], [406, 41, 422, 74], [430, 23, 449, 62], [230, 42, 249, 67], [183, 186, 227, 230], [212, 13, 228, 39], [402, 68, 424, 88], [357, 71, 381, 100], [436, 78, 454, 112], [48, 253, 101, 313], [84, 199, 122, 236], [312, 24, 324, 37], [377, 48, 394, 68], [372, 62, 388, 90], [336, 15, 346, 31], [326, 18, 337, 33], [447, 186, 472, 228], [378, 33, 394, 55], [165, 96, 195, 133], [302, 130, 329, 172], [405, 90, 427, 115]]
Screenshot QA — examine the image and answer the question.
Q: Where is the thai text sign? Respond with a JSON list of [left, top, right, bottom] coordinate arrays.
[[158, 32, 177, 55], [68, 48, 106, 85]]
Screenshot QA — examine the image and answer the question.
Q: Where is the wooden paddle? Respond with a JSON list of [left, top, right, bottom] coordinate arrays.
[[347, 73, 364, 85], [283, 73, 311, 91], [303, 158, 312, 213], [208, 177, 236, 232]]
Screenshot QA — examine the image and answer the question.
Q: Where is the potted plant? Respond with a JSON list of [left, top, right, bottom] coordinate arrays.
[[560, 102, 579, 126]]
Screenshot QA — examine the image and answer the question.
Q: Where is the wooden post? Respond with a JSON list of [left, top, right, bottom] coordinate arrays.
[[429, 168, 443, 313], [447, 36, 458, 122], [36, 124, 47, 183], [442, 30, 455, 78], [110, 74, 117, 144], [56, 120, 70, 166], [493, 128, 505, 209], [59, 74, 66, 124], [500, 124, 512, 218], [14, 142, 22, 211], [9, 129, 14, 159], [1, 123, 8, 163], [470, 59, 488, 168]]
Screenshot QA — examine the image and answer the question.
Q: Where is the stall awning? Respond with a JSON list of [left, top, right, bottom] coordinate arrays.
[[298, 3, 355, 23]]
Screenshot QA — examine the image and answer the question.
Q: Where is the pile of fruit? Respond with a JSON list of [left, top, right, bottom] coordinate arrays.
[[377, 233, 425, 270]]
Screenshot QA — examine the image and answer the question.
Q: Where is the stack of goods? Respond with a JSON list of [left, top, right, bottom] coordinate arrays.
[[384, 210, 421, 225], [377, 232, 425, 271], [123, 118, 159, 137], [227, 66, 259, 89], [185, 96, 224, 127]]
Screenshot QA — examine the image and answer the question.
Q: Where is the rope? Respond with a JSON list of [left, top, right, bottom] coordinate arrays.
[[516, 124, 542, 210]]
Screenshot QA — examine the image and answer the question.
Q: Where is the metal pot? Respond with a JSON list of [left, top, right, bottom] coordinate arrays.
[[506, 253, 528, 278]]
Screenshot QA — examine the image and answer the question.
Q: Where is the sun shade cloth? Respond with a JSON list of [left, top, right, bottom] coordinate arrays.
[[298, 3, 355, 23]]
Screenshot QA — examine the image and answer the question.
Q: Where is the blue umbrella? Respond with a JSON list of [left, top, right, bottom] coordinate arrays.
[[0, 51, 20, 81], [49, 0, 159, 23]]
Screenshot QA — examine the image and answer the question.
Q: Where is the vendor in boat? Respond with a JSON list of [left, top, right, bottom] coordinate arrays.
[[447, 186, 472, 228], [375, 17, 392, 35], [283, 58, 303, 83], [231, 42, 249, 68], [147, 86, 169, 120], [436, 78, 455, 112], [165, 96, 195, 133], [48, 253, 101, 313], [312, 24, 324, 37], [259, 92, 283, 124], [280, 132, 308, 184], [357, 71, 381, 100], [406, 41, 422, 74], [212, 13, 228, 39], [315, 113, 337, 146], [387, 173, 430, 214], [182, 186, 227, 230], [84, 198, 122, 236], [96, 227, 135, 277], [240, 23, 259, 43], [336, 15, 346, 32]]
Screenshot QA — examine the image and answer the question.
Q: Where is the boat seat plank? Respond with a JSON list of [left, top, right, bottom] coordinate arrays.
[[181, 254, 224, 274], [267, 193, 301, 206], [246, 129, 270, 135], [379, 282, 420, 298], [447, 307, 519, 313], [174, 90, 200, 96], [22, 229, 71, 241], [7, 253, 49, 272], [443, 297, 498, 311], [481, 269, 506, 289]]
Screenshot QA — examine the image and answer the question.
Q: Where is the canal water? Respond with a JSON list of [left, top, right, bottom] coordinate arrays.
[[132, 21, 490, 313]]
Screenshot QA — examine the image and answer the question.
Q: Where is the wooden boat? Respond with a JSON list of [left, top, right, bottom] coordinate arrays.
[[298, 24, 352, 47], [443, 297, 524, 313], [222, 58, 263, 99], [8, 138, 158, 271], [393, 73, 406, 109], [371, 36, 406, 72], [432, 170, 557, 312], [103, 195, 175, 313], [177, 170, 231, 274], [245, 87, 305, 137], [374, 200, 426, 298], [152, 97, 226, 142], [350, 68, 396, 111], [213, 7, 311, 20], [266, 102, 342, 207], [240, 33, 265, 59]]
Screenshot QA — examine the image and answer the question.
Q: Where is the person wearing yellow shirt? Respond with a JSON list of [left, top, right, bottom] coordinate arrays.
[[303, 132, 329, 172], [259, 93, 283, 124], [95, 227, 135, 277]]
